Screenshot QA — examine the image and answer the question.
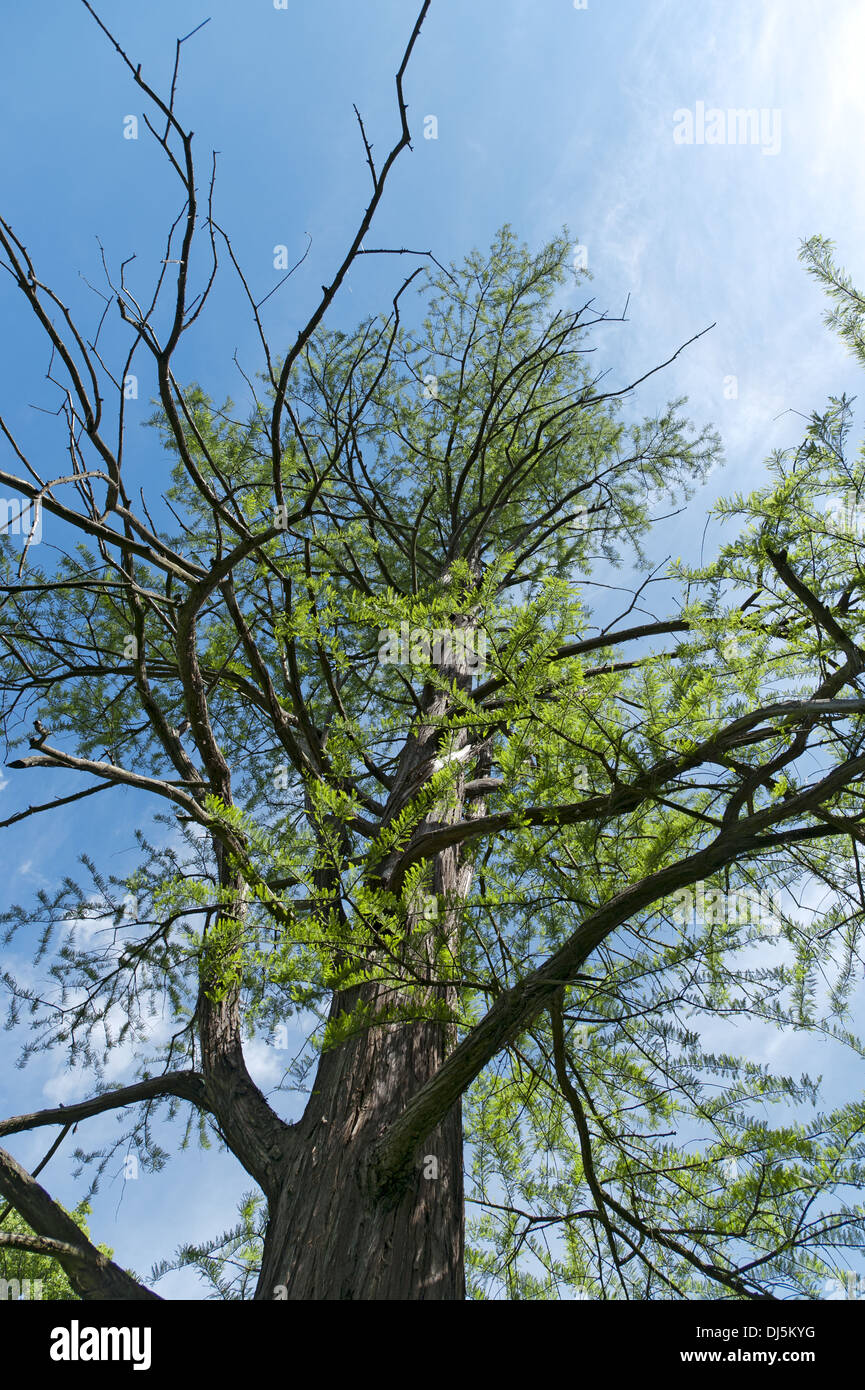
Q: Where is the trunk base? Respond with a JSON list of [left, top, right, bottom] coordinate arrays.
[[257, 1004, 464, 1301]]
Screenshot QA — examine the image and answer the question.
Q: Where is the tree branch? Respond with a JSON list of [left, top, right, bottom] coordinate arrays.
[[0, 1071, 209, 1139], [0, 1146, 161, 1299]]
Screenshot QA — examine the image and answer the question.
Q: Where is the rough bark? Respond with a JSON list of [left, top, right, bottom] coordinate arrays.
[[255, 622, 482, 1300], [255, 817, 471, 1300], [257, 983, 464, 1300]]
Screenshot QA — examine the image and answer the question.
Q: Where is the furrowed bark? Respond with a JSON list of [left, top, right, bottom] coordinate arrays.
[[256, 624, 483, 1300]]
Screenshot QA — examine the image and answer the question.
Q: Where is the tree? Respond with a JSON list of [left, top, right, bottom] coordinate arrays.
[[1, 4, 865, 1301]]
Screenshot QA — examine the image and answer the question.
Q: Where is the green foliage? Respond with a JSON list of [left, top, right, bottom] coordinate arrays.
[[149, 1191, 265, 1301]]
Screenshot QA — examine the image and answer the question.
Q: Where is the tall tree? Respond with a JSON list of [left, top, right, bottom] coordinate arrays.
[[1, 5, 865, 1300]]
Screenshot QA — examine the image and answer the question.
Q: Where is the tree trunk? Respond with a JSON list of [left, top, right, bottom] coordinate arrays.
[[257, 613, 484, 1300], [256, 981, 465, 1300]]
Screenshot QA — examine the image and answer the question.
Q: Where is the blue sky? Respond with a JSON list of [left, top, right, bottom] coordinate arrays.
[[2, 0, 865, 1298]]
